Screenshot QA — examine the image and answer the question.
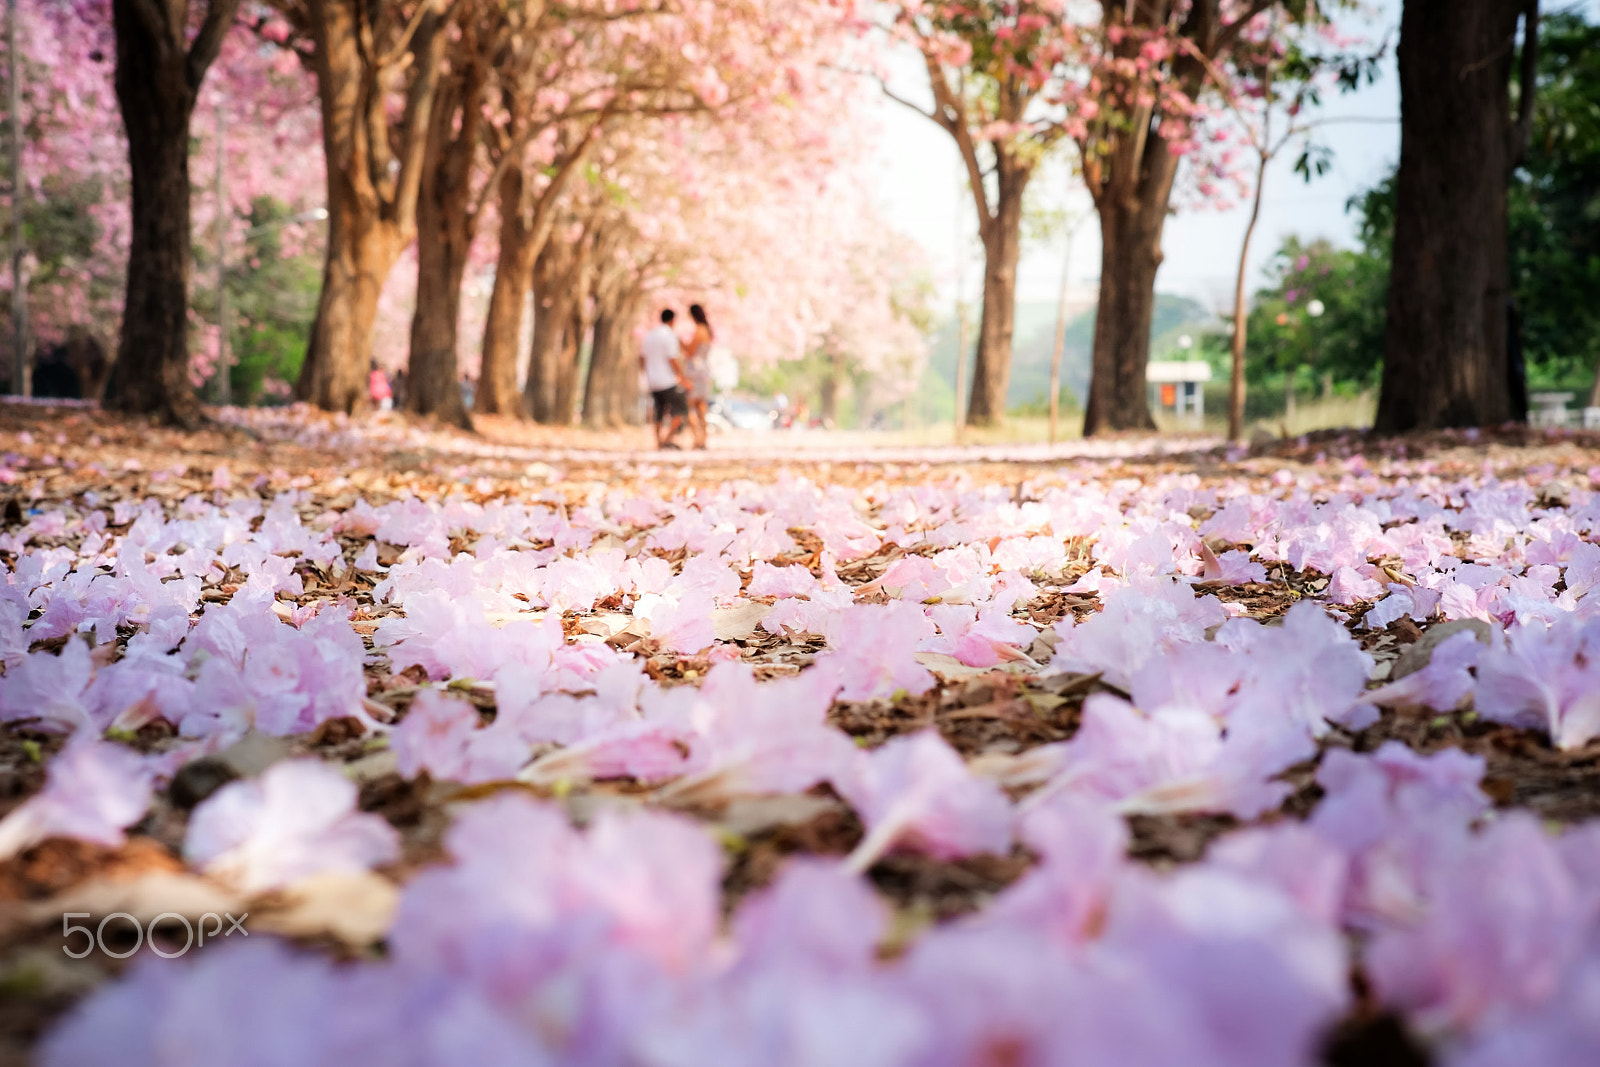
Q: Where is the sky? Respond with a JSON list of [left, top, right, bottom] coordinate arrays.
[[866, 1, 1407, 316]]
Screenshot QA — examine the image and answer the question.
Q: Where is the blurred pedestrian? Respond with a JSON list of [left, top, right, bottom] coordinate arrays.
[[641, 308, 688, 449], [683, 304, 714, 450], [368, 361, 393, 413]]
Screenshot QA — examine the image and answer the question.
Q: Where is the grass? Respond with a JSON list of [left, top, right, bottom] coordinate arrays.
[[1153, 392, 1377, 440]]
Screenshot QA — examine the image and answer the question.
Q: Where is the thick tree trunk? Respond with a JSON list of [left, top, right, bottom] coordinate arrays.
[[404, 57, 481, 431], [526, 239, 579, 423], [1375, 0, 1523, 432], [297, 0, 441, 413], [104, 0, 237, 427], [302, 211, 399, 414], [582, 290, 642, 429], [1083, 150, 1177, 435], [554, 298, 587, 424], [477, 169, 534, 417], [404, 194, 470, 428], [966, 158, 1029, 427]]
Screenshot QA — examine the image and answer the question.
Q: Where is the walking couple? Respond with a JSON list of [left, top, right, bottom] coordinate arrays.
[[641, 304, 714, 450]]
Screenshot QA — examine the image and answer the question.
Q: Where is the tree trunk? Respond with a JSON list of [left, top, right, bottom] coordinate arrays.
[[302, 208, 398, 415], [819, 348, 843, 425], [477, 167, 535, 417], [404, 56, 482, 431], [1083, 174, 1172, 435], [966, 157, 1029, 426], [297, 0, 442, 414], [526, 238, 579, 423], [404, 192, 470, 428], [104, 0, 238, 428], [1375, 0, 1523, 432], [554, 236, 595, 425], [1229, 150, 1269, 442], [582, 290, 641, 428], [1079, 2, 1220, 437], [555, 297, 588, 424]]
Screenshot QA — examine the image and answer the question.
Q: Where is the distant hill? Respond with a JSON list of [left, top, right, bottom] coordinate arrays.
[[924, 292, 1216, 410]]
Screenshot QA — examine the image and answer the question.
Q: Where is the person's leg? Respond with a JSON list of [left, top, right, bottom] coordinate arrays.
[[692, 399, 708, 448], [663, 388, 687, 447], [652, 388, 672, 447]]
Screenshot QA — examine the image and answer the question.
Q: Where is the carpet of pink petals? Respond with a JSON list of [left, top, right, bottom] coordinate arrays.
[[5, 403, 1600, 1065]]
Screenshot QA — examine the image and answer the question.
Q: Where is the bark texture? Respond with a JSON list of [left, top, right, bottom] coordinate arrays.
[[296, 0, 443, 414], [967, 155, 1029, 426], [1375, 0, 1526, 431], [526, 236, 588, 424], [1080, 0, 1262, 435], [104, 0, 239, 428], [917, 52, 1042, 428], [474, 124, 604, 418], [582, 287, 642, 428], [405, 19, 488, 430], [476, 168, 534, 417]]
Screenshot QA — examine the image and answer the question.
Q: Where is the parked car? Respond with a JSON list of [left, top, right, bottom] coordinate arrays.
[[706, 396, 777, 432]]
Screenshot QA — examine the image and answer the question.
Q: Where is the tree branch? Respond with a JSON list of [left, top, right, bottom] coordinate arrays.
[[187, 0, 244, 93], [122, 0, 171, 38], [1216, 0, 1277, 57], [1510, 0, 1539, 170], [922, 47, 993, 229], [376, 0, 439, 69], [878, 80, 935, 122], [389, 4, 446, 231]]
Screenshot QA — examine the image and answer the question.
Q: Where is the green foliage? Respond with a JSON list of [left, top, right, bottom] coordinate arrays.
[[192, 198, 322, 405], [24, 175, 103, 282], [1511, 12, 1600, 391], [1251, 12, 1600, 403], [1244, 235, 1386, 392]]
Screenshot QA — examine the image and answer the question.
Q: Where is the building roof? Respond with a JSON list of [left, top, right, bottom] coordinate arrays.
[[1146, 361, 1213, 384]]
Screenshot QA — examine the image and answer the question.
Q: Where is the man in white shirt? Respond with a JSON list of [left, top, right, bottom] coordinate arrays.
[[640, 308, 688, 448]]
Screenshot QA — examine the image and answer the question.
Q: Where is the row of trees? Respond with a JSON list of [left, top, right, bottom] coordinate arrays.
[[1, 1, 1576, 436], [4, 0, 931, 429], [888, 0, 1567, 437], [880, 0, 1358, 431]]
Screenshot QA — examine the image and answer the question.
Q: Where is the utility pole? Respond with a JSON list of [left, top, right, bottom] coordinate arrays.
[[212, 101, 230, 406], [7, 0, 28, 397], [1047, 212, 1084, 445]]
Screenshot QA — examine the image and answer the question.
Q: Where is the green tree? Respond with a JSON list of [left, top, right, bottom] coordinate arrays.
[[1514, 12, 1600, 399], [1246, 6, 1600, 414], [191, 197, 322, 406], [1245, 235, 1387, 400]]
